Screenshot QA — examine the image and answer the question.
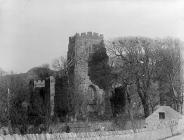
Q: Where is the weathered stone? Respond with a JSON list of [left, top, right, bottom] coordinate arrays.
[[67, 32, 105, 118]]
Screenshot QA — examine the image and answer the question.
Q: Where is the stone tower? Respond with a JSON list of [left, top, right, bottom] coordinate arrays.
[[67, 32, 106, 118]]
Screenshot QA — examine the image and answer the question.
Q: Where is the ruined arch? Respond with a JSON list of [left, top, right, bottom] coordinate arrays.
[[87, 85, 97, 104], [87, 85, 97, 112]]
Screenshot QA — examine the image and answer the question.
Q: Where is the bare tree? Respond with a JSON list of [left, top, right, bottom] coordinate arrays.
[[107, 37, 183, 117], [154, 38, 183, 112], [51, 56, 67, 72], [107, 37, 161, 117], [41, 63, 50, 69]]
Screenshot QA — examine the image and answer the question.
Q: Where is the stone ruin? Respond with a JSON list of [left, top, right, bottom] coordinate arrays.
[[67, 32, 108, 119]]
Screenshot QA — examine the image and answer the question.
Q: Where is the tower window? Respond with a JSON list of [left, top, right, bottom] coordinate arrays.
[[159, 112, 165, 119]]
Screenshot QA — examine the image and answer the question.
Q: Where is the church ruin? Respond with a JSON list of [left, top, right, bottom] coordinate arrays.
[[67, 32, 107, 119]]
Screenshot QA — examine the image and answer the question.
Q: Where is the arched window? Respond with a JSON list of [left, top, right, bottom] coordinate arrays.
[[87, 85, 96, 105]]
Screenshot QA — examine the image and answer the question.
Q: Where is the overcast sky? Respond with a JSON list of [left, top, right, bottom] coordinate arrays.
[[0, 0, 184, 73]]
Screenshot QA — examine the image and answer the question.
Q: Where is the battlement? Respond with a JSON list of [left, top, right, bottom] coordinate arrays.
[[69, 32, 103, 41], [34, 80, 45, 88]]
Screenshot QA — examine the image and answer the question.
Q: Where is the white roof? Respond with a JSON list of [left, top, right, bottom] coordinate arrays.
[[146, 106, 182, 121]]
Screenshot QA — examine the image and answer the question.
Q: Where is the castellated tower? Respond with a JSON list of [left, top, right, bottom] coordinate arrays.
[[67, 32, 105, 119]]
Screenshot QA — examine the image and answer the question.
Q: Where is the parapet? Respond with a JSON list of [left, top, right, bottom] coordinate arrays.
[[34, 80, 45, 88], [70, 32, 104, 40]]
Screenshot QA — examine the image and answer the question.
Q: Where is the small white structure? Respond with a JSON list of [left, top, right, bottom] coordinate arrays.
[[145, 106, 182, 128]]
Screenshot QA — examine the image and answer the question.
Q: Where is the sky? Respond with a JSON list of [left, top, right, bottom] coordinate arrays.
[[0, 0, 184, 73]]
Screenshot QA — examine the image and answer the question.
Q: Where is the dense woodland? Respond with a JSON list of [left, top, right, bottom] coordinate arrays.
[[0, 37, 183, 133]]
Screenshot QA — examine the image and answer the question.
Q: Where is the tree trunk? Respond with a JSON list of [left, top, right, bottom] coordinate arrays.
[[136, 76, 150, 118], [104, 89, 113, 118], [142, 98, 150, 118], [126, 90, 136, 132]]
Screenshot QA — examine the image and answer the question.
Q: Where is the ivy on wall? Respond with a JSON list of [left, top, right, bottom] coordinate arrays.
[[88, 41, 112, 91]]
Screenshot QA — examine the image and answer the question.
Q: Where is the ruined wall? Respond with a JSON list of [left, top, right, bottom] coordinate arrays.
[[54, 76, 68, 120], [28, 79, 50, 125], [67, 32, 105, 118]]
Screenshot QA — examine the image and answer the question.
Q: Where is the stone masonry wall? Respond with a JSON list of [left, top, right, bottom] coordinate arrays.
[[67, 32, 105, 118]]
